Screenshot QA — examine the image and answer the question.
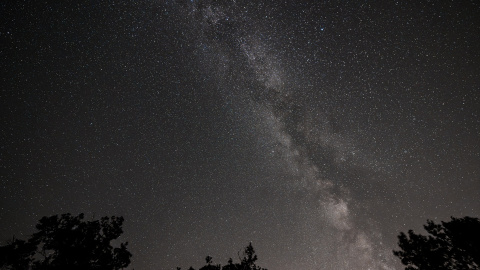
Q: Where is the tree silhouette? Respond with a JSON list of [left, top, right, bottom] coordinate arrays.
[[393, 216, 480, 270], [221, 258, 236, 270], [239, 242, 260, 270], [0, 213, 132, 270], [185, 243, 267, 270], [199, 255, 220, 270], [0, 237, 36, 269]]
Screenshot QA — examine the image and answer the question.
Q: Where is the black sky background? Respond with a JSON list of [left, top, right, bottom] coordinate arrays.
[[1, 1, 480, 269]]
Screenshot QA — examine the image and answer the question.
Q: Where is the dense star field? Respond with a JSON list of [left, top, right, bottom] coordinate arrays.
[[1, 1, 479, 269]]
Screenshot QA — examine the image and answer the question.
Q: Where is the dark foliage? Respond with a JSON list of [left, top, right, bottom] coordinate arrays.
[[199, 255, 220, 270], [180, 243, 267, 270], [0, 238, 36, 269], [0, 213, 132, 270], [393, 216, 480, 270]]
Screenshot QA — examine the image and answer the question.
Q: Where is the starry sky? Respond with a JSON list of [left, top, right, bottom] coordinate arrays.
[[1, 1, 479, 269]]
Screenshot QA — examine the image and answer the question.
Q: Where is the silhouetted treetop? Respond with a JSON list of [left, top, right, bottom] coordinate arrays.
[[181, 243, 267, 270], [0, 213, 132, 270], [393, 216, 480, 270]]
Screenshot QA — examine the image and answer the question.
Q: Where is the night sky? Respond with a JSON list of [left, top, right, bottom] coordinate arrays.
[[1, 1, 480, 269]]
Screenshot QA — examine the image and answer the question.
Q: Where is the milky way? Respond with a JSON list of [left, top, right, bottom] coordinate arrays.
[[1, 1, 479, 270], [179, 1, 398, 268]]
